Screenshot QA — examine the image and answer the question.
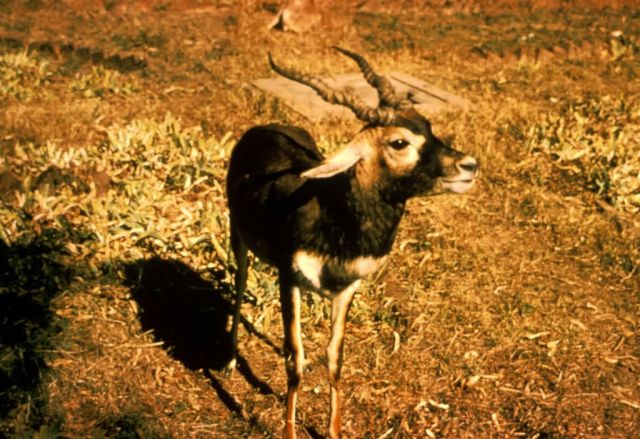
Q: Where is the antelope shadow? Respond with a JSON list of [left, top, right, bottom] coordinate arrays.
[[123, 257, 325, 438], [0, 228, 72, 433], [123, 257, 235, 371], [123, 257, 283, 415]]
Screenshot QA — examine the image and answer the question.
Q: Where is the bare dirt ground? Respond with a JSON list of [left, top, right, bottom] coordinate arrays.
[[1, 1, 639, 438]]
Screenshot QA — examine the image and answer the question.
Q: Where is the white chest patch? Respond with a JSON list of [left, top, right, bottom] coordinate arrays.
[[292, 250, 325, 289], [345, 256, 387, 277], [293, 251, 386, 290]]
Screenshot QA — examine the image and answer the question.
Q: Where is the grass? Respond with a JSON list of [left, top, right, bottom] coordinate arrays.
[[525, 93, 640, 213], [0, 0, 639, 437], [3, 112, 235, 267], [113, 30, 167, 51], [69, 65, 139, 97], [0, 48, 51, 100]]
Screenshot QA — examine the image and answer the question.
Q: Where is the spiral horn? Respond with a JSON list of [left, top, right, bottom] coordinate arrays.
[[268, 52, 397, 125], [333, 46, 411, 110]]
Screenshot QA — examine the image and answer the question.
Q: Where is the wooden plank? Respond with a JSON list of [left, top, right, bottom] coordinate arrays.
[[249, 72, 470, 121], [388, 72, 471, 110]]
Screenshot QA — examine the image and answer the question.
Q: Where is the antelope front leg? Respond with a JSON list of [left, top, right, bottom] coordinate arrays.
[[227, 224, 248, 374], [326, 281, 360, 439], [280, 275, 305, 439]]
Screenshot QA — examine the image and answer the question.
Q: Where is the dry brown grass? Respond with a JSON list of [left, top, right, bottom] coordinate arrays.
[[1, 1, 638, 438]]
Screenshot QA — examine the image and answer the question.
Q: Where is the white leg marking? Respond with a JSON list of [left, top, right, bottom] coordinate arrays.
[[326, 280, 360, 439], [292, 286, 304, 377], [286, 285, 304, 427]]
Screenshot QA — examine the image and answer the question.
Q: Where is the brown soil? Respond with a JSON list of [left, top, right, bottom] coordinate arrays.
[[1, 1, 638, 438]]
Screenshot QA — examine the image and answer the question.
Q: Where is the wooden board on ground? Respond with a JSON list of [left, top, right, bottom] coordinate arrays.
[[249, 72, 470, 121]]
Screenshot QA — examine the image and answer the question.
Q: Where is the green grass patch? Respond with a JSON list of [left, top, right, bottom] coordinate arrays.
[[2, 114, 234, 267], [69, 66, 139, 97], [0, 49, 51, 101], [526, 94, 640, 213]]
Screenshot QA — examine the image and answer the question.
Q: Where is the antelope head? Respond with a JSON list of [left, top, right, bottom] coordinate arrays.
[[269, 47, 478, 200]]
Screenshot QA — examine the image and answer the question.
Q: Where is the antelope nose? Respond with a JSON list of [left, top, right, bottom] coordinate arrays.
[[457, 156, 478, 173]]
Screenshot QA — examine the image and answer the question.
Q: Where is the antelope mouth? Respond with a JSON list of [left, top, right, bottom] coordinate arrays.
[[440, 177, 475, 194]]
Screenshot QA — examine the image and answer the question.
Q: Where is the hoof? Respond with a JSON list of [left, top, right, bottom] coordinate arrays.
[[223, 357, 237, 376]]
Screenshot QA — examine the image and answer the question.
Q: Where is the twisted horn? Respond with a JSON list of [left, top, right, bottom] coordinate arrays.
[[333, 46, 397, 108], [268, 52, 397, 126]]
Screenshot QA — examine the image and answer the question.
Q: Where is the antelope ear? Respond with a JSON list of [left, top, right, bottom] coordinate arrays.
[[301, 141, 367, 179]]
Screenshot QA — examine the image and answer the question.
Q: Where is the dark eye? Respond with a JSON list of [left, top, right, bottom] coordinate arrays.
[[389, 139, 409, 150]]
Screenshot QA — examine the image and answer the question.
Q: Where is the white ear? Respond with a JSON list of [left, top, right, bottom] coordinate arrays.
[[301, 141, 367, 179]]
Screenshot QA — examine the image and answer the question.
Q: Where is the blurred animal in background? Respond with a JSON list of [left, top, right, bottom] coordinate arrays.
[[269, 0, 321, 33]]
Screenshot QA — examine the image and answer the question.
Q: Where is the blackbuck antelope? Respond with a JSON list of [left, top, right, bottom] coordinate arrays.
[[226, 47, 478, 438], [269, 0, 321, 33]]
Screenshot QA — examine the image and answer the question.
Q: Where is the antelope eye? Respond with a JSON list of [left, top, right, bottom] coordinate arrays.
[[389, 139, 409, 150]]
